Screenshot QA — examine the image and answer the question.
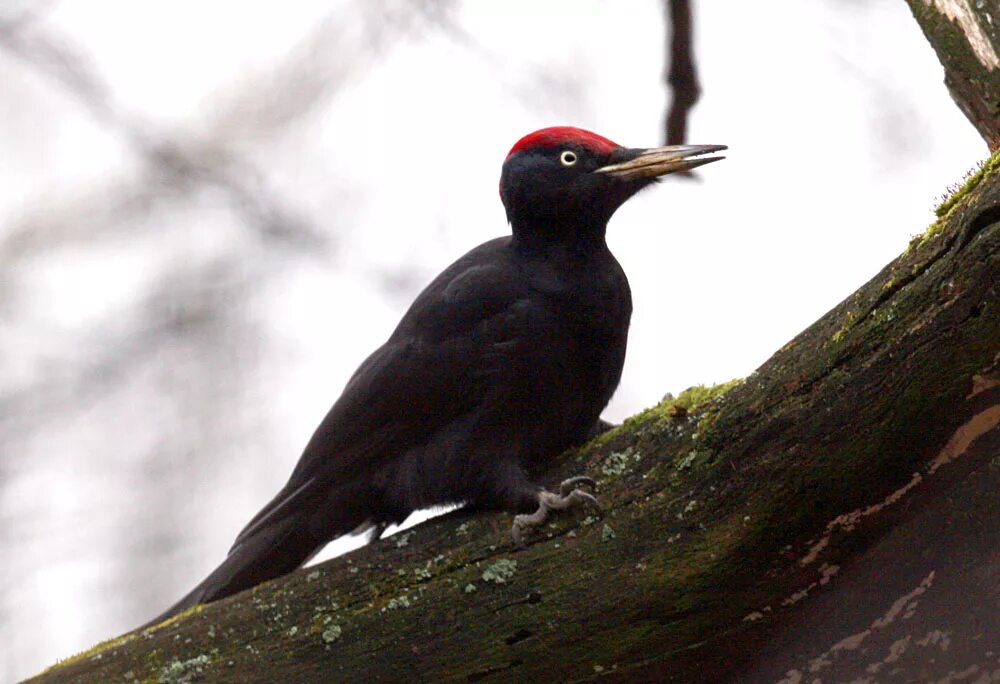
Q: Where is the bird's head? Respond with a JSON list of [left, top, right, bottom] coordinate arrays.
[[500, 126, 725, 246]]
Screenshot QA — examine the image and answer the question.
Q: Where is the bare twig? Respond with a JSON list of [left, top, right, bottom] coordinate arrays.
[[0, 18, 326, 253], [663, 0, 701, 146]]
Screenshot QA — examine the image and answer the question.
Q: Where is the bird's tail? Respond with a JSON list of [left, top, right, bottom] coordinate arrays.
[[142, 517, 312, 627], [143, 479, 372, 628]]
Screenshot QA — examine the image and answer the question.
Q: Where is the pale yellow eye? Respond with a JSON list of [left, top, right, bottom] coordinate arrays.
[[560, 150, 578, 166]]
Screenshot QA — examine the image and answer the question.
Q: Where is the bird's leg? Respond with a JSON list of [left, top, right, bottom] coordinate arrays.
[[369, 522, 390, 543], [511, 476, 599, 549]]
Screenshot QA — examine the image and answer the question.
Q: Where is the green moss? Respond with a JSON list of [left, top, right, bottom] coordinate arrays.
[[147, 604, 206, 632], [587, 420, 633, 451], [695, 410, 721, 436], [591, 379, 741, 451], [670, 380, 742, 411], [37, 602, 212, 678], [650, 511, 765, 622], [831, 310, 857, 344], [938, 150, 1000, 217], [914, 150, 1000, 250], [36, 632, 139, 677]]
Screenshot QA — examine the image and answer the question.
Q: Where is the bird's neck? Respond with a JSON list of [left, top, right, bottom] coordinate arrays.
[[509, 217, 609, 255]]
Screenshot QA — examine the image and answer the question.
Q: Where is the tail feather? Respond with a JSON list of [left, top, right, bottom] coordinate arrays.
[[143, 516, 313, 627], [144, 480, 374, 628]]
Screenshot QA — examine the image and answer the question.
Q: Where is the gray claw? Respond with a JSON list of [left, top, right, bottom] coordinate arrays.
[[559, 475, 597, 497], [511, 480, 601, 549]]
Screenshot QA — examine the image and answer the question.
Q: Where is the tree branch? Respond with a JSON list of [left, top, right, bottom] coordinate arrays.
[[30, 150, 1000, 682], [663, 0, 700, 146], [904, 0, 1000, 151]]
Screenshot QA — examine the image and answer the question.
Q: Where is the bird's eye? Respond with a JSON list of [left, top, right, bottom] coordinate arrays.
[[559, 150, 578, 167]]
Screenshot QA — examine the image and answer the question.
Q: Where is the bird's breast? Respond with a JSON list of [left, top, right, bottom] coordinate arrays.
[[514, 259, 631, 441]]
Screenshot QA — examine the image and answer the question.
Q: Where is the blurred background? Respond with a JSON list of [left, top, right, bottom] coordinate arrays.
[[0, 0, 988, 679]]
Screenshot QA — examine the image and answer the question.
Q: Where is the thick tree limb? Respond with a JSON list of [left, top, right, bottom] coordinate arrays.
[[905, 0, 1000, 151], [29, 148, 1000, 683]]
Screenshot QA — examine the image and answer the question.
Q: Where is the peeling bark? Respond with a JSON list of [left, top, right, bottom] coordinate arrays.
[[27, 150, 1000, 683]]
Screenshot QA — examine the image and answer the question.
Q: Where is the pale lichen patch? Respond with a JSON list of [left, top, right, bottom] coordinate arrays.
[[381, 594, 414, 612], [321, 624, 342, 643], [158, 653, 211, 684], [481, 558, 517, 584], [676, 451, 698, 470], [600, 447, 641, 477]]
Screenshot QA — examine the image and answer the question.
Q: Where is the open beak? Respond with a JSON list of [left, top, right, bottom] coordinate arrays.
[[596, 144, 727, 181]]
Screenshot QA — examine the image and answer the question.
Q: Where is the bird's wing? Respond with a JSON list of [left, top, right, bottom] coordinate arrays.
[[231, 238, 539, 548]]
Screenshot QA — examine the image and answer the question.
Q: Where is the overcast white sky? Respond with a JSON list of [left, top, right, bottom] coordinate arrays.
[[0, 1, 989, 680]]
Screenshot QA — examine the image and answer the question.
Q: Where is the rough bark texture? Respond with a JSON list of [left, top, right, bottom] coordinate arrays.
[[27, 148, 1000, 683], [905, 0, 1000, 151]]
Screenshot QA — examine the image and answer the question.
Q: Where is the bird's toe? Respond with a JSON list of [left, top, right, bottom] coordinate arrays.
[[510, 482, 600, 549], [559, 475, 597, 497]]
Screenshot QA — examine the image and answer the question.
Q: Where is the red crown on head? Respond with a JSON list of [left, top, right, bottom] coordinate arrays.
[[506, 127, 620, 160]]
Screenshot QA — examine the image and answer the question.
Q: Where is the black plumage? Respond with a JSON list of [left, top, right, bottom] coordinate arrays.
[[149, 127, 724, 624]]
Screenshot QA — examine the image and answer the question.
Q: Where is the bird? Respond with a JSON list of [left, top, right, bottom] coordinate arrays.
[[148, 126, 725, 625]]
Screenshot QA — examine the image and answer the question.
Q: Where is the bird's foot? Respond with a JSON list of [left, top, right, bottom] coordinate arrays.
[[511, 476, 599, 549]]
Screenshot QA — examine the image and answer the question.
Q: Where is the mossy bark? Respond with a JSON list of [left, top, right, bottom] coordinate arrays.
[[905, 0, 1000, 151], [27, 154, 1000, 682]]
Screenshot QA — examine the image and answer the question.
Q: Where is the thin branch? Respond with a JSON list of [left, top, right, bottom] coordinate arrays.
[[663, 0, 701, 146], [0, 19, 326, 253]]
